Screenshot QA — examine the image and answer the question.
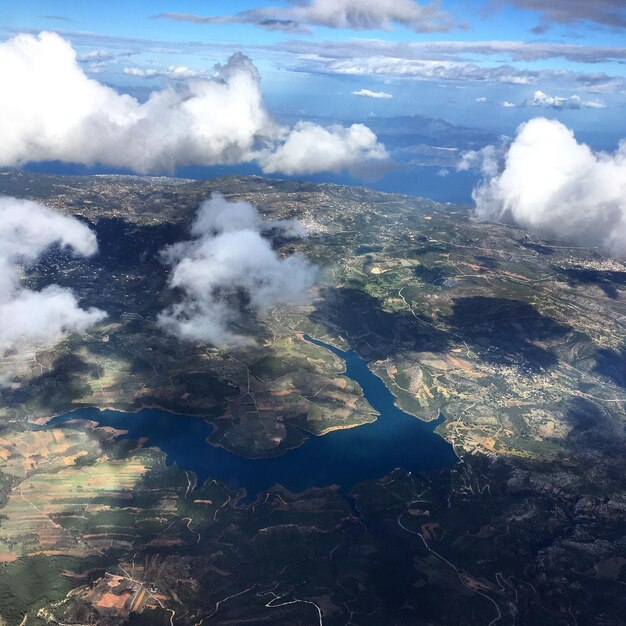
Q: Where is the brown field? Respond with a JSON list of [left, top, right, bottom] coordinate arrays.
[[97, 592, 131, 610]]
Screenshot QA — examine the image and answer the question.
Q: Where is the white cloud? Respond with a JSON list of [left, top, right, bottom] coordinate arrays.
[[158, 194, 316, 346], [494, 90, 607, 110], [309, 55, 541, 85], [123, 67, 159, 78], [0, 197, 106, 355], [0, 32, 387, 176], [476, 96, 488, 103], [582, 100, 609, 110], [352, 88, 393, 98], [77, 50, 116, 62], [76, 48, 135, 74], [458, 141, 508, 177], [472, 118, 626, 256], [529, 90, 606, 110], [0, 32, 271, 173], [256, 122, 389, 175], [124, 65, 201, 80]]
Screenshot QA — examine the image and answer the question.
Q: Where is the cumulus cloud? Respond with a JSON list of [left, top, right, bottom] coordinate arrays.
[[490, 90, 607, 110], [257, 122, 389, 175], [458, 141, 509, 177], [495, 90, 607, 110], [472, 118, 626, 256], [158, 194, 316, 346], [0, 32, 271, 173], [155, 0, 459, 33], [0, 32, 388, 176], [0, 197, 106, 355], [529, 90, 606, 110], [352, 88, 393, 98]]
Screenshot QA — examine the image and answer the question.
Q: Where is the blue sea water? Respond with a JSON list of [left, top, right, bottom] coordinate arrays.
[[22, 161, 477, 205]]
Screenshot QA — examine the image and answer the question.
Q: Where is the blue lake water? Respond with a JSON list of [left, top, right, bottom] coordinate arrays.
[[38, 336, 457, 502]]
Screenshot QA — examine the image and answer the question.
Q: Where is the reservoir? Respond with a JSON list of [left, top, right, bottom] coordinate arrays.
[[40, 336, 457, 502]]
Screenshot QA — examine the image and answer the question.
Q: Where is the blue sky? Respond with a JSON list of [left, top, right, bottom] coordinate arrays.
[[2, 0, 626, 140]]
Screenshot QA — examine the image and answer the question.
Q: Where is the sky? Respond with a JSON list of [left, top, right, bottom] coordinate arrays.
[[2, 0, 626, 140]]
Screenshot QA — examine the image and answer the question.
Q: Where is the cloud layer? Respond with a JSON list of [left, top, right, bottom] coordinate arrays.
[[284, 0, 456, 31], [490, 90, 607, 109], [158, 194, 316, 346], [279, 38, 626, 92], [0, 197, 106, 354], [0, 32, 388, 176], [497, 0, 626, 32], [155, 0, 458, 33], [472, 118, 626, 256], [281, 37, 626, 64], [123, 65, 200, 80]]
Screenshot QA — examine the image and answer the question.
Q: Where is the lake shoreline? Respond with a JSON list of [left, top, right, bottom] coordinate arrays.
[[35, 336, 458, 503]]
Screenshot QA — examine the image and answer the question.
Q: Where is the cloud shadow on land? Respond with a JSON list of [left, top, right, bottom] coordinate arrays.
[[473, 255, 498, 269], [565, 397, 626, 455], [594, 345, 626, 389], [27, 217, 188, 317], [560, 267, 626, 300], [311, 287, 450, 359], [445, 296, 572, 372], [413, 264, 453, 287], [1, 353, 96, 416], [519, 240, 555, 256], [413, 244, 448, 256]]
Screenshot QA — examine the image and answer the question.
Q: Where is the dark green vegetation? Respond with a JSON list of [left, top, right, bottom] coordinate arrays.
[[0, 171, 625, 624]]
